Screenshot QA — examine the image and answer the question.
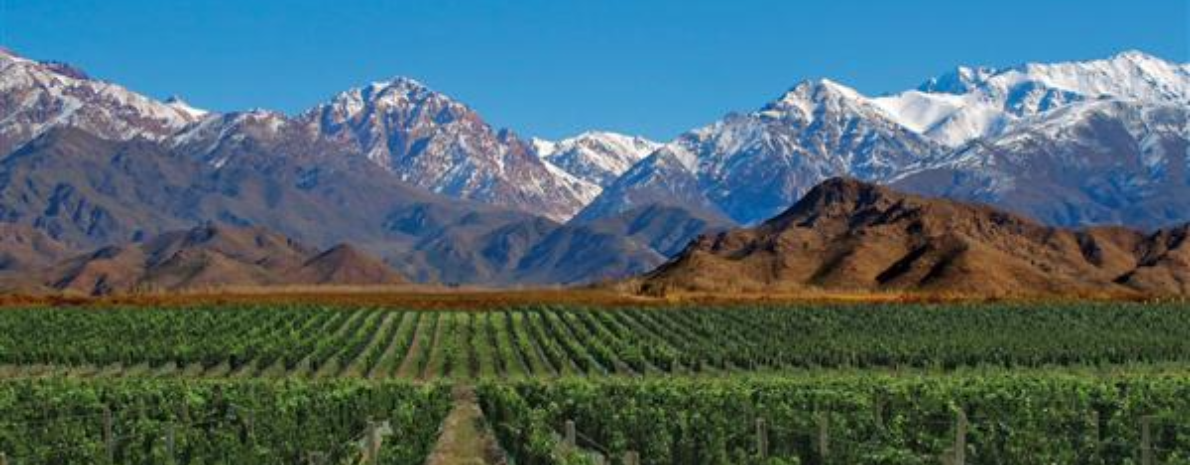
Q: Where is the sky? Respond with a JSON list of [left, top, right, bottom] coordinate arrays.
[[1, 0, 1186, 140]]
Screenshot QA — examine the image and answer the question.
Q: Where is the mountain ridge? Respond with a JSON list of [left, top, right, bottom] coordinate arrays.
[[26, 224, 406, 295], [580, 50, 1190, 229], [637, 177, 1190, 297]]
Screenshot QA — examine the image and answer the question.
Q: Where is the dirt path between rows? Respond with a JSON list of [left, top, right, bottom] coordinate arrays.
[[424, 385, 505, 465]]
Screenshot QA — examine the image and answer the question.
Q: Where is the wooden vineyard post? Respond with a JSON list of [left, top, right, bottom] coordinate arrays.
[[873, 393, 886, 432], [622, 450, 640, 465], [816, 412, 830, 462], [165, 423, 177, 465], [755, 417, 768, 459], [364, 421, 379, 464], [953, 410, 968, 465], [245, 410, 256, 446], [180, 401, 191, 424], [1141, 416, 1153, 465], [565, 420, 577, 449], [103, 405, 116, 463], [305, 451, 326, 465], [362, 420, 392, 464], [1089, 410, 1101, 460], [0, 451, 7, 465]]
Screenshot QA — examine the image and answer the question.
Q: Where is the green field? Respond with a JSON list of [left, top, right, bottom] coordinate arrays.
[[3, 303, 1190, 378], [1, 303, 1189, 464], [481, 373, 1190, 464], [0, 379, 450, 464]]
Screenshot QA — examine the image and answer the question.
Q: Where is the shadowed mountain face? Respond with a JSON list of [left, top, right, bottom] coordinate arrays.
[[639, 178, 1190, 297], [0, 49, 603, 222], [0, 49, 690, 286], [583, 204, 734, 257], [0, 224, 70, 272], [893, 101, 1190, 229], [579, 52, 1190, 229], [576, 80, 945, 225], [0, 128, 669, 286], [39, 224, 405, 295], [300, 78, 597, 221]]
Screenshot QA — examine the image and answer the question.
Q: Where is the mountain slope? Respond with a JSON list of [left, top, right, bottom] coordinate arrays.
[[574, 145, 723, 223], [585, 51, 1189, 229], [299, 78, 596, 220], [638, 178, 1190, 297], [0, 48, 201, 157], [286, 243, 406, 286], [394, 215, 666, 286], [1, 126, 670, 285], [534, 131, 659, 187], [578, 80, 944, 225], [583, 204, 733, 257], [873, 50, 1190, 146], [1118, 225, 1190, 295], [893, 100, 1190, 228], [0, 50, 601, 222], [42, 224, 407, 294], [0, 224, 70, 272]]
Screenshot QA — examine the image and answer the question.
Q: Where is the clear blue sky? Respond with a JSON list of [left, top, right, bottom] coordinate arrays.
[[2, 0, 1186, 140]]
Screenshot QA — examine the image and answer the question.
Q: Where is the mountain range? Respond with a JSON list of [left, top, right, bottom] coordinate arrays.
[[576, 50, 1190, 227], [0, 46, 1187, 287]]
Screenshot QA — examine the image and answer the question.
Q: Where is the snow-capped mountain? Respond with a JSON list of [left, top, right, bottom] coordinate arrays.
[[0, 48, 203, 156], [170, 109, 315, 169], [580, 51, 1190, 227], [0, 50, 602, 222], [299, 78, 596, 221], [533, 131, 660, 186], [893, 99, 1190, 228], [576, 79, 944, 224], [873, 50, 1190, 146], [575, 145, 723, 224]]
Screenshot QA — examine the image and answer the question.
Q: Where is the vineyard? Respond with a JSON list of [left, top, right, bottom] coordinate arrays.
[[0, 302, 1189, 464], [2, 303, 1190, 379], [479, 373, 1190, 464], [0, 379, 450, 464]]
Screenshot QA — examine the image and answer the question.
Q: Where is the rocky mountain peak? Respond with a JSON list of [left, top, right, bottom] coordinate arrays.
[[535, 131, 660, 187], [299, 76, 595, 221]]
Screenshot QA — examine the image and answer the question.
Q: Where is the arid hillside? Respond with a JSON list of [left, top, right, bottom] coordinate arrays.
[[638, 178, 1190, 297], [8, 224, 406, 295]]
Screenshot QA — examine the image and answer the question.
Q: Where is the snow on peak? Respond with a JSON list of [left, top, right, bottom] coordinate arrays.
[[760, 78, 877, 123], [165, 96, 209, 118], [874, 50, 1190, 146], [530, 137, 558, 157], [1010, 51, 1189, 102], [0, 48, 209, 155], [307, 75, 473, 127], [917, 66, 999, 94], [1111, 49, 1165, 63], [0, 47, 33, 65], [373, 76, 446, 99], [374, 76, 429, 90], [535, 131, 660, 187], [777, 78, 866, 103]]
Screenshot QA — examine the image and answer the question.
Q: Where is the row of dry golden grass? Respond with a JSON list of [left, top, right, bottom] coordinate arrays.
[[0, 282, 1179, 310]]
